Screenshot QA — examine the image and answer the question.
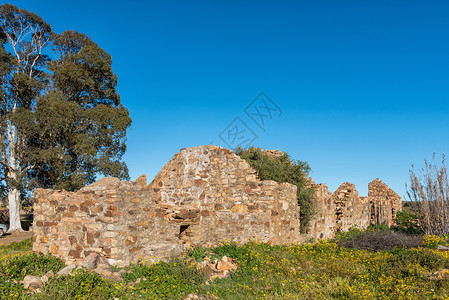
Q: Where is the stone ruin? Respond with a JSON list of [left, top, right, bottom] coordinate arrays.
[[32, 145, 401, 267]]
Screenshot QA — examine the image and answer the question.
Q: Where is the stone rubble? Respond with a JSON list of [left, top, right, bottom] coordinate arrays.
[[202, 255, 238, 281], [21, 254, 123, 292]]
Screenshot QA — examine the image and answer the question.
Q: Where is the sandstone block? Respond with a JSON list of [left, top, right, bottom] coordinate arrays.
[[23, 275, 42, 290], [41, 270, 54, 283], [56, 265, 76, 276], [231, 205, 247, 214]]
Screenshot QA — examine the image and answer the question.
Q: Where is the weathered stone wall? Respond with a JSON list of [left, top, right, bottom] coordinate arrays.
[[333, 183, 371, 232], [32, 178, 162, 267], [305, 178, 401, 240], [369, 178, 402, 226], [33, 145, 401, 267], [33, 145, 299, 267], [149, 145, 299, 246], [306, 183, 335, 240]]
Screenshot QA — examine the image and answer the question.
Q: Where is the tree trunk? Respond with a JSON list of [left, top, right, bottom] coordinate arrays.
[[6, 121, 23, 232], [7, 186, 22, 231]]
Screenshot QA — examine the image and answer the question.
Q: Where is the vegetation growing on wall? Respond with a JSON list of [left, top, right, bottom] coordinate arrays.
[[235, 146, 315, 233]]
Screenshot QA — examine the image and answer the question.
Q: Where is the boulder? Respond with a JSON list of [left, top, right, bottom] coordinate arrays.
[[56, 264, 76, 276], [23, 275, 42, 290]]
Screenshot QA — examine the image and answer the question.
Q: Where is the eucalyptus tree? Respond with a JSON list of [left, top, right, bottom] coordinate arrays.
[[0, 4, 52, 231], [0, 4, 131, 231], [29, 30, 131, 192]]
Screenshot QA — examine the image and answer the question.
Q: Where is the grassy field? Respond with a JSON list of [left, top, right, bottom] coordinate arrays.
[[1, 229, 449, 299]]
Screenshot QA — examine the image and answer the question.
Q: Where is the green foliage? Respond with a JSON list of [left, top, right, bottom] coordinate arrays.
[[422, 235, 449, 249], [28, 30, 132, 191], [381, 248, 449, 274], [211, 241, 252, 262], [188, 246, 212, 262], [235, 146, 315, 233], [35, 269, 120, 300], [392, 211, 423, 234], [120, 258, 206, 299], [0, 238, 32, 252], [4, 238, 449, 298], [0, 252, 65, 281], [0, 2, 132, 229], [0, 280, 27, 299], [333, 225, 367, 242], [188, 240, 449, 299]]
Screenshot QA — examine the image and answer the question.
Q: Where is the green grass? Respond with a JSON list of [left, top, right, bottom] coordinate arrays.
[[1, 234, 449, 299]]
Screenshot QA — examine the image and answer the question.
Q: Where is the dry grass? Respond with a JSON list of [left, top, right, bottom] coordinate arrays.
[[407, 153, 449, 235]]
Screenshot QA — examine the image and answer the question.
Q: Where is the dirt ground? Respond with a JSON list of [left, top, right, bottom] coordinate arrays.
[[0, 231, 33, 246]]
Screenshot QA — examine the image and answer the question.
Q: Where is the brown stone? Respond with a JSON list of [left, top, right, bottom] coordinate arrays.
[[231, 205, 247, 214], [80, 204, 89, 213], [102, 247, 111, 256], [69, 205, 79, 212], [99, 238, 113, 246], [87, 232, 95, 245], [68, 249, 81, 259], [23, 275, 42, 290], [214, 204, 224, 210], [62, 211, 75, 218], [69, 236, 77, 245], [136, 174, 147, 188], [125, 235, 137, 246], [56, 265, 76, 276], [131, 197, 141, 204], [175, 210, 198, 219], [194, 179, 207, 186], [105, 209, 122, 217], [129, 246, 143, 253], [136, 220, 149, 226]]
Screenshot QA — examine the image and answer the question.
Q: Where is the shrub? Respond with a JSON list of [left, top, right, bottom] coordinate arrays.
[[380, 248, 449, 275], [334, 229, 423, 252], [422, 234, 449, 248], [407, 153, 449, 235], [235, 146, 315, 233], [367, 224, 391, 232], [333, 225, 366, 242], [392, 211, 423, 234]]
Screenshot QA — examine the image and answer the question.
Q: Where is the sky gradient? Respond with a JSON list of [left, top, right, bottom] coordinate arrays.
[[6, 0, 449, 197]]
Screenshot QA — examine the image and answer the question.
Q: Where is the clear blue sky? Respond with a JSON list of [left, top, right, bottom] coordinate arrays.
[[7, 0, 449, 197]]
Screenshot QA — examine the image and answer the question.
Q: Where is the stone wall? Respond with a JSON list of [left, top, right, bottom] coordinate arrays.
[[369, 178, 402, 227], [306, 183, 335, 240], [33, 145, 401, 267], [149, 146, 300, 246], [305, 178, 401, 240], [33, 145, 299, 267]]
